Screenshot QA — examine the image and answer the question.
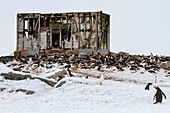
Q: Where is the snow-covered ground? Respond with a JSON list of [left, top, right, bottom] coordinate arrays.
[[0, 63, 170, 113]]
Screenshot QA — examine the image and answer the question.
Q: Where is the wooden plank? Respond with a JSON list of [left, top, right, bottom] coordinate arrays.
[[95, 13, 98, 50], [38, 14, 41, 49], [60, 28, 62, 49]]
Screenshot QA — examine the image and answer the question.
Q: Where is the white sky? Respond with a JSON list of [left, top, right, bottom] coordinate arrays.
[[0, 0, 170, 56]]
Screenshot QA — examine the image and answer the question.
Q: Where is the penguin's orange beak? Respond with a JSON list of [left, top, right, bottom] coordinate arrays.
[[153, 85, 157, 88]]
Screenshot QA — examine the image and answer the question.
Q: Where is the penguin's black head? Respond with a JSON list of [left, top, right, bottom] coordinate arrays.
[[153, 86, 160, 90], [148, 83, 153, 85], [65, 64, 71, 68]]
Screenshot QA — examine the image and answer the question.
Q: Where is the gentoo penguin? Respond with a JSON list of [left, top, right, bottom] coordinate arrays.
[[85, 76, 88, 79], [153, 86, 167, 104], [43, 62, 47, 68], [65, 64, 74, 77], [165, 72, 170, 77], [96, 73, 104, 85], [145, 83, 153, 90], [28, 57, 32, 65], [34, 53, 39, 58], [97, 65, 102, 71], [24, 65, 29, 70]]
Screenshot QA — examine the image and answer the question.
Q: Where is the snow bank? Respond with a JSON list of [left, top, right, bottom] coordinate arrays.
[[0, 63, 13, 73], [0, 64, 170, 113], [0, 79, 170, 113]]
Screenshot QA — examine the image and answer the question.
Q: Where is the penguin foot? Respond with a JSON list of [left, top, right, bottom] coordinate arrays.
[[154, 102, 157, 104]]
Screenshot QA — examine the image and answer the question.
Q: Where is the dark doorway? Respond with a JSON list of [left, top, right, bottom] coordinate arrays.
[[52, 33, 60, 48]]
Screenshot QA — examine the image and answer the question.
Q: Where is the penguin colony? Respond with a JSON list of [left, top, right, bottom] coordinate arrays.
[[0, 52, 169, 104], [0, 52, 169, 74]]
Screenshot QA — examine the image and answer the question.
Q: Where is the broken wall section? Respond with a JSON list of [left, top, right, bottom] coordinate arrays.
[[16, 11, 110, 54]]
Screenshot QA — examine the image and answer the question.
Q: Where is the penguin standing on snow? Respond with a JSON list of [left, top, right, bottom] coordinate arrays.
[[97, 65, 102, 71], [65, 64, 74, 77], [153, 86, 167, 104], [95, 73, 104, 85], [145, 83, 153, 90]]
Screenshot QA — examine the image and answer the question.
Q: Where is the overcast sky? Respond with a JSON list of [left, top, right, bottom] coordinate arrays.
[[0, 0, 170, 56]]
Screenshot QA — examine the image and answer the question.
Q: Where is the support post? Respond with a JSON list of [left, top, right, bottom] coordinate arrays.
[[155, 76, 157, 84], [95, 13, 98, 51], [78, 14, 80, 49], [50, 24, 52, 48], [38, 14, 41, 49], [71, 20, 73, 50], [16, 14, 19, 51], [84, 14, 86, 41], [23, 16, 25, 50], [60, 28, 62, 49]]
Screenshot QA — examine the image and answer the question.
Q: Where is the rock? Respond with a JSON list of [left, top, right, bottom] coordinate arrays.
[[0, 72, 57, 87], [13, 68, 21, 71], [55, 81, 67, 88], [159, 62, 170, 71], [141, 72, 144, 74], [148, 70, 156, 73], [0, 72, 31, 80], [16, 89, 35, 95], [32, 77, 57, 87], [22, 70, 31, 73], [116, 66, 124, 71], [0, 88, 6, 92], [118, 51, 129, 56], [47, 70, 67, 80]]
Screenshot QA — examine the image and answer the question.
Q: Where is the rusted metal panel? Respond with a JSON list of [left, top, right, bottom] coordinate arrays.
[[26, 49, 39, 56], [72, 49, 79, 55], [51, 50, 65, 54], [44, 50, 65, 56], [97, 49, 110, 56], [39, 51, 45, 56], [20, 50, 27, 57], [72, 49, 92, 55], [14, 51, 20, 57], [79, 49, 93, 55]]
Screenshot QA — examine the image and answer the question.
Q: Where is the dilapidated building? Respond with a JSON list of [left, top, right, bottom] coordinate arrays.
[[15, 11, 110, 56]]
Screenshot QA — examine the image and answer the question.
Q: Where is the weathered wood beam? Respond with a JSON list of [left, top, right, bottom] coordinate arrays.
[[95, 13, 98, 50], [60, 28, 62, 49], [16, 14, 19, 51], [71, 19, 73, 50], [38, 14, 41, 49]]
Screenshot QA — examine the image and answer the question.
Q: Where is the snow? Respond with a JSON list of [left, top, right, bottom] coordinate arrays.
[[0, 64, 170, 113], [0, 63, 13, 73]]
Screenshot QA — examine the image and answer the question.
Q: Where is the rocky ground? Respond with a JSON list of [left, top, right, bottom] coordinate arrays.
[[0, 52, 169, 75], [0, 52, 170, 113]]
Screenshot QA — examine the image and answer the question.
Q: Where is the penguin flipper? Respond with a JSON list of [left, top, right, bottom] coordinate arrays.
[[153, 94, 156, 100], [145, 85, 149, 90], [162, 92, 167, 99]]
